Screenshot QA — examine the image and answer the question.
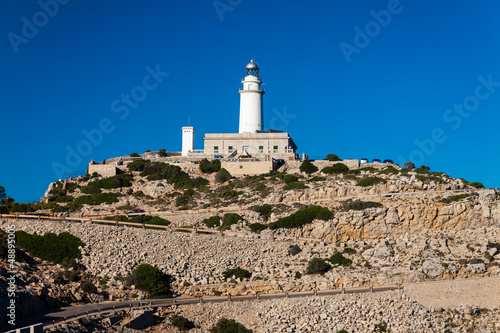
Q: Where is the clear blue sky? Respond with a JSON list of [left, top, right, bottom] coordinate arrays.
[[1, 0, 500, 203]]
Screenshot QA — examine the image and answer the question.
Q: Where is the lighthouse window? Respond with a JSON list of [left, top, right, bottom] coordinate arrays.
[[273, 145, 278, 153], [228, 146, 234, 152], [214, 146, 219, 153], [259, 146, 264, 153]]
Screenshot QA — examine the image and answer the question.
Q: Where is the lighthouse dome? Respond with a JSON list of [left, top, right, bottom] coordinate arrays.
[[245, 59, 260, 77]]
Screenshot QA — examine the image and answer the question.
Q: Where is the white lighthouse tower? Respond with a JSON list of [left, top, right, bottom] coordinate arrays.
[[239, 59, 265, 133]]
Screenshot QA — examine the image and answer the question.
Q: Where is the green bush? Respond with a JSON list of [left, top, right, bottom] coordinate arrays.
[[326, 154, 341, 161], [215, 168, 232, 183], [295, 271, 302, 279], [78, 317, 90, 327], [378, 166, 399, 175], [343, 247, 356, 254], [139, 161, 208, 189], [269, 206, 332, 230], [126, 263, 172, 297], [171, 314, 195, 331], [322, 163, 349, 174], [300, 159, 318, 174], [203, 216, 221, 228], [55, 196, 74, 203], [487, 242, 500, 251], [200, 158, 221, 173], [308, 176, 326, 182], [222, 267, 251, 281], [158, 149, 167, 157], [283, 174, 299, 184], [306, 258, 329, 274], [88, 174, 133, 189], [15, 231, 84, 264], [254, 204, 272, 220], [356, 177, 385, 187], [75, 193, 122, 205], [255, 183, 267, 192], [289, 244, 302, 255], [209, 318, 249, 333], [219, 213, 243, 230], [326, 252, 352, 267], [345, 201, 382, 211], [130, 152, 139, 157], [470, 182, 484, 188], [80, 185, 102, 194], [131, 215, 171, 226], [249, 223, 267, 233], [284, 182, 308, 190], [133, 190, 145, 197], [81, 281, 98, 294], [127, 159, 151, 172], [441, 194, 469, 204]]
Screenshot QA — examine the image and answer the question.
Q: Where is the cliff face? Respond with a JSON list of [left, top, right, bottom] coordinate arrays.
[[289, 189, 500, 242]]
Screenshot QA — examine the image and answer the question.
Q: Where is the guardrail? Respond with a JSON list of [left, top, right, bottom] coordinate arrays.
[[6, 284, 403, 332]]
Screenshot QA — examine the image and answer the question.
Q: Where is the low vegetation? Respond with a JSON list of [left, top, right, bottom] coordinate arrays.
[[209, 318, 249, 333], [15, 231, 85, 264], [126, 263, 172, 297], [268, 206, 332, 230], [344, 200, 383, 211], [326, 154, 341, 161], [171, 314, 195, 331], [356, 177, 385, 187], [222, 267, 251, 281], [215, 168, 231, 183], [200, 158, 221, 173], [88, 174, 134, 189], [299, 159, 318, 174], [306, 258, 329, 274], [321, 163, 349, 174], [441, 194, 470, 204], [326, 252, 353, 267], [283, 182, 308, 190]]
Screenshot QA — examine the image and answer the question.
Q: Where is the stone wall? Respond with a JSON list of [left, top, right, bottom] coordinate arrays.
[[221, 160, 274, 175], [88, 163, 118, 178], [404, 277, 500, 310]]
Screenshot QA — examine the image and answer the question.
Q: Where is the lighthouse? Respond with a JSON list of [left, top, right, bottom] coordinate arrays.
[[238, 59, 265, 133]]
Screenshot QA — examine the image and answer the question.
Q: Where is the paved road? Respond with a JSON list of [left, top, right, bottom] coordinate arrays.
[[7, 285, 402, 331]]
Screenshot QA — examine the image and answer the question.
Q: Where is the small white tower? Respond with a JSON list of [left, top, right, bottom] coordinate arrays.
[[181, 126, 194, 156], [239, 59, 265, 133]]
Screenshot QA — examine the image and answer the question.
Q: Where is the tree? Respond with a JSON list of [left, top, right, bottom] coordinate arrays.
[[130, 152, 139, 157], [200, 158, 221, 173], [159, 149, 167, 157], [0, 185, 6, 201], [300, 159, 318, 174], [306, 258, 329, 274], [126, 263, 172, 297], [326, 154, 341, 161], [418, 165, 430, 171], [215, 168, 231, 183], [171, 314, 195, 331], [209, 318, 249, 333], [403, 162, 415, 169]]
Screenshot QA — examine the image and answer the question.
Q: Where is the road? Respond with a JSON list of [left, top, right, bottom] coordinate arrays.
[[7, 285, 402, 332]]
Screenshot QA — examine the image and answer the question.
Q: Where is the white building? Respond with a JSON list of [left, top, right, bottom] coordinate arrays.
[[183, 59, 298, 161]]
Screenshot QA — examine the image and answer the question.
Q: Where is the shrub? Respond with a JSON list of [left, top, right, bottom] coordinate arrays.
[[294, 271, 302, 279], [88, 174, 133, 189], [133, 190, 145, 197], [308, 176, 326, 182], [441, 194, 469, 204], [81, 281, 98, 294], [127, 159, 151, 172], [222, 267, 251, 281], [215, 168, 232, 183], [200, 158, 221, 173], [300, 159, 318, 174], [78, 317, 90, 327], [326, 154, 341, 161], [269, 206, 333, 230], [80, 185, 102, 194], [289, 244, 302, 255], [209, 318, 249, 333], [249, 223, 267, 233], [126, 263, 172, 297], [322, 163, 349, 174], [130, 152, 139, 157], [403, 162, 415, 169], [327, 252, 352, 267], [220, 213, 243, 230], [345, 201, 382, 211], [254, 204, 272, 220], [75, 193, 122, 205], [171, 314, 195, 331], [15, 231, 84, 264], [255, 183, 267, 192], [158, 149, 167, 157], [470, 182, 484, 188], [131, 215, 171, 226], [337, 330, 348, 333], [306, 258, 329, 274], [356, 177, 385, 187], [283, 174, 299, 184], [203, 216, 221, 228], [378, 166, 399, 175], [343, 247, 356, 254], [284, 182, 308, 190], [487, 242, 500, 251]]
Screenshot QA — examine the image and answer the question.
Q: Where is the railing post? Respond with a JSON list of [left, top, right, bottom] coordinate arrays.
[[199, 297, 203, 304], [314, 288, 317, 296], [228, 295, 231, 302], [371, 286, 374, 293]]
